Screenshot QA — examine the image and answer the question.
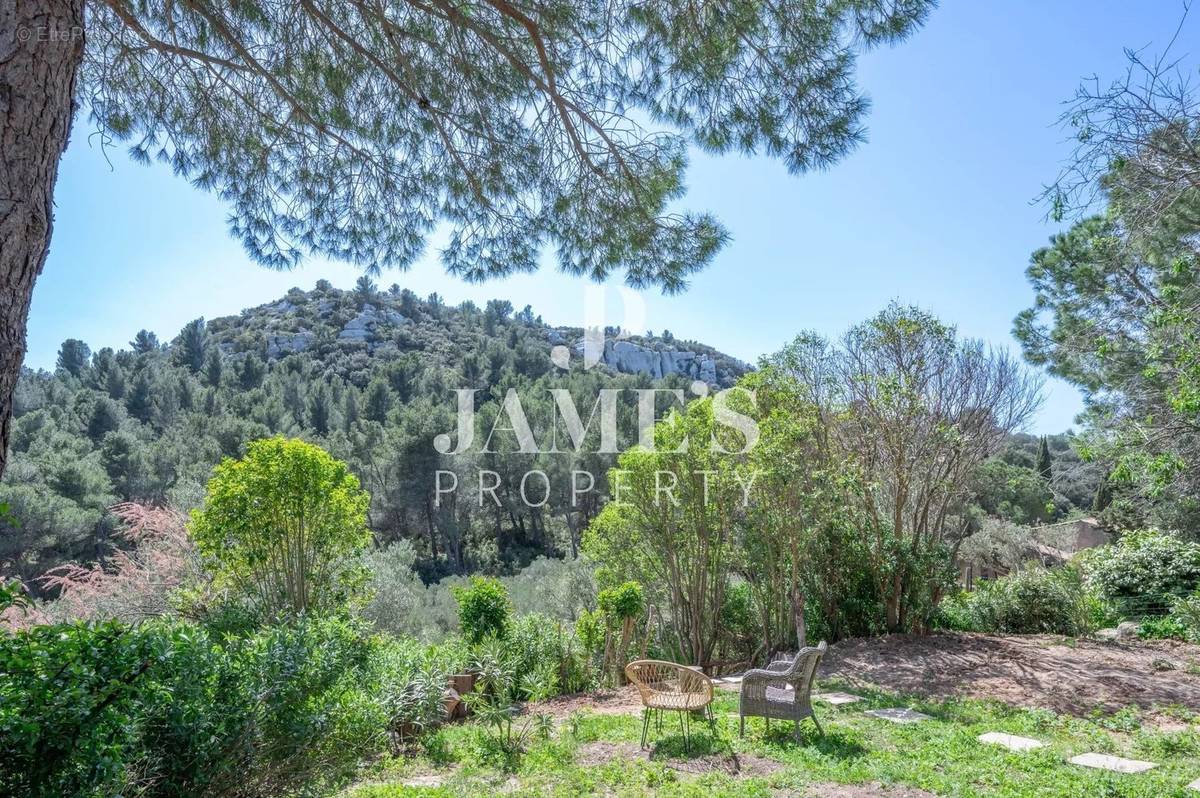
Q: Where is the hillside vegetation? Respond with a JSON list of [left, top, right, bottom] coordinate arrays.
[[2, 280, 747, 588]]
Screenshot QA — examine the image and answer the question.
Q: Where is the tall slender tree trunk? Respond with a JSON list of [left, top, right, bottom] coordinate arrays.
[[0, 0, 85, 479]]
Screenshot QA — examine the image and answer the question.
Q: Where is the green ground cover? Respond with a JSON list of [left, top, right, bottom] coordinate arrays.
[[343, 682, 1200, 798]]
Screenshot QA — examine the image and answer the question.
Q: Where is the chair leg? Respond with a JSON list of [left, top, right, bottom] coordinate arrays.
[[811, 711, 824, 737], [640, 708, 650, 748], [739, 714, 745, 738], [794, 720, 802, 742]]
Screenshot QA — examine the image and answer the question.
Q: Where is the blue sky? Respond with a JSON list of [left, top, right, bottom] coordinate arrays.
[[27, 1, 1196, 433]]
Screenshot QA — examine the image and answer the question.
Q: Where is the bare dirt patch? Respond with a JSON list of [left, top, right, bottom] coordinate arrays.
[[820, 632, 1200, 723], [529, 685, 645, 719], [799, 782, 939, 797], [575, 741, 784, 778]]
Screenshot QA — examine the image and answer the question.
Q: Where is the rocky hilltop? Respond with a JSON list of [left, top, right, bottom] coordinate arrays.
[[205, 281, 749, 387]]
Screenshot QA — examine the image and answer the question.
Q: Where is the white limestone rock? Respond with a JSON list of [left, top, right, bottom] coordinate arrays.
[[978, 732, 1044, 752], [266, 331, 315, 358], [864, 708, 931, 724], [1068, 753, 1156, 773], [586, 339, 721, 385], [814, 692, 864, 705]]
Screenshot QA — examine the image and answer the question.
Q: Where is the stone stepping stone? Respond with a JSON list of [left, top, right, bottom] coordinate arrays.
[[402, 775, 445, 787], [864, 708, 931, 724], [977, 732, 1044, 752], [1068, 753, 1157, 774], [713, 675, 743, 687], [1186, 777, 1200, 792], [814, 691, 864, 705]]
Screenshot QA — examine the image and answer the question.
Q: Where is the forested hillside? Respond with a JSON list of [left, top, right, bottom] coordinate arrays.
[[2, 279, 749, 589]]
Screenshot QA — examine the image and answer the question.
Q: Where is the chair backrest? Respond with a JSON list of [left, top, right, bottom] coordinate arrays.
[[625, 659, 713, 703], [778, 641, 827, 693]]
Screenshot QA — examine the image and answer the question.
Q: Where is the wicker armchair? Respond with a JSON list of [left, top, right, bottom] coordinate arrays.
[[738, 641, 826, 740], [625, 660, 714, 750]]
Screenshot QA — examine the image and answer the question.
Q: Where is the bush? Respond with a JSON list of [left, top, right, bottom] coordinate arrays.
[[503, 556, 596, 620], [1079, 530, 1200, 616], [190, 437, 371, 617], [452, 576, 511, 644], [363, 553, 596, 643], [597, 581, 643, 620], [1168, 591, 1200, 642], [363, 541, 463, 641], [371, 635, 467, 743], [0, 616, 386, 797], [1137, 615, 1191, 642], [505, 613, 596, 697], [934, 566, 1103, 636]]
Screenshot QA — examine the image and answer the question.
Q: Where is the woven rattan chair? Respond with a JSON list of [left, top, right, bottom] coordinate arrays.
[[738, 641, 826, 740], [625, 659, 714, 750]]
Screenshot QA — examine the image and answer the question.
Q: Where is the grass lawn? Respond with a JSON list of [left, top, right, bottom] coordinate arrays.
[[342, 681, 1200, 797]]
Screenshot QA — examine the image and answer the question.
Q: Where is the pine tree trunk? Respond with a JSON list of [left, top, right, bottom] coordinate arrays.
[[0, 0, 85, 479]]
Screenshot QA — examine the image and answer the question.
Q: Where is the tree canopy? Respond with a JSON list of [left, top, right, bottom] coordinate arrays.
[[83, 0, 934, 286], [1016, 44, 1200, 534]]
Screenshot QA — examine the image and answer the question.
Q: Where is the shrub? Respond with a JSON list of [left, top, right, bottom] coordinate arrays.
[[934, 566, 1102, 636], [1168, 591, 1200, 642], [371, 635, 466, 744], [597, 581, 643, 621], [719, 581, 758, 659], [1079, 530, 1200, 616], [190, 437, 371, 617], [1137, 615, 1191, 642], [0, 616, 386, 797], [452, 576, 511, 644], [505, 613, 596, 697], [35, 503, 200, 624], [463, 639, 553, 767], [503, 556, 596, 620], [574, 608, 605, 657]]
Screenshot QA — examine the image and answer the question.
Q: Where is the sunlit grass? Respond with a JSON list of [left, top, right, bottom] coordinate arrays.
[[343, 681, 1200, 797]]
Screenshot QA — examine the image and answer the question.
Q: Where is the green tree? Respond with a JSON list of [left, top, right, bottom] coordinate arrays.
[[129, 330, 160, 354], [363, 378, 393, 424], [972, 459, 1054, 525], [1037, 436, 1053, 482], [584, 398, 749, 667], [174, 318, 208, 374], [766, 307, 1043, 633], [125, 370, 155, 424], [341, 388, 359, 434], [596, 581, 643, 681], [238, 354, 266, 391], [739, 357, 868, 648], [307, 383, 332, 436], [203, 348, 224, 388], [0, 0, 934, 479], [86, 397, 122, 443], [1018, 44, 1200, 535], [354, 275, 377, 307], [56, 339, 90, 378], [189, 437, 371, 616], [452, 576, 512, 644]]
